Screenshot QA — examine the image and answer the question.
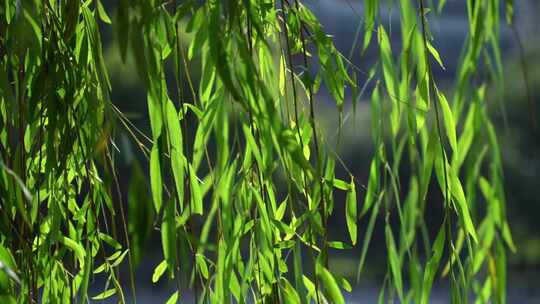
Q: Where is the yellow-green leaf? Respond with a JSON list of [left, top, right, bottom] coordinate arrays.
[[189, 164, 203, 215], [165, 291, 179, 304], [346, 176, 357, 245], [60, 236, 86, 266], [96, 0, 111, 24], [150, 145, 162, 212], [436, 88, 457, 152], [92, 289, 115, 300], [427, 42, 445, 69], [152, 260, 167, 283]]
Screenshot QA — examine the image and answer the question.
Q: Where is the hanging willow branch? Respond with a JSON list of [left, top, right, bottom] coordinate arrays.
[[0, 0, 516, 303]]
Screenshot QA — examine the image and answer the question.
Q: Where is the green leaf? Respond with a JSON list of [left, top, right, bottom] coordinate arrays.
[[449, 168, 478, 242], [437, 0, 447, 12], [385, 225, 403, 302], [165, 291, 179, 304], [0, 245, 16, 272], [316, 263, 345, 304], [420, 128, 437, 202], [378, 25, 400, 136], [427, 42, 445, 70], [165, 99, 185, 205], [339, 276, 352, 293], [362, 158, 379, 216], [229, 272, 241, 301], [332, 178, 350, 191], [421, 224, 446, 304], [436, 88, 457, 152], [435, 151, 478, 243], [275, 240, 296, 250], [302, 275, 317, 300], [199, 61, 216, 102], [362, 0, 378, 51], [495, 240, 507, 303], [0, 161, 32, 225], [152, 260, 167, 283], [502, 222, 516, 252], [92, 288, 116, 300], [98, 232, 122, 250], [346, 176, 358, 245], [0, 0, 513, 301], [0, 245, 19, 285], [415, 76, 430, 131], [189, 164, 203, 215], [505, 0, 514, 24], [327, 241, 352, 250], [93, 262, 107, 275], [455, 101, 477, 169], [4, 0, 11, 24], [150, 145, 162, 212], [281, 278, 301, 304], [148, 92, 163, 140], [60, 236, 86, 266], [110, 250, 129, 267], [162, 199, 177, 278], [275, 199, 287, 221], [188, 19, 207, 60], [279, 55, 287, 96], [96, 0, 111, 24], [196, 254, 209, 279], [378, 25, 396, 96], [370, 83, 381, 140]]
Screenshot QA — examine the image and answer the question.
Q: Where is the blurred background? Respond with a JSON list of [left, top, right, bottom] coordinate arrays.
[[98, 0, 540, 302]]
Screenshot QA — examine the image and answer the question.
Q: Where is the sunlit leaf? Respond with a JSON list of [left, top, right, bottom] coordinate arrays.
[[346, 176, 358, 245], [152, 260, 167, 283], [150, 145, 163, 212], [92, 289, 116, 300]]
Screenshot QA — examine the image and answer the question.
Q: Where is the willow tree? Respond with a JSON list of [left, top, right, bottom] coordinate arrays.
[[0, 0, 516, 303]]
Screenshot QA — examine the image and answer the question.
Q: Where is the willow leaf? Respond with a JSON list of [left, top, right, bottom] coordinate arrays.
[[92, 289, 116, 300], [317, 263, 345, 304], [436, 88, 457, 152], [60, 236, 86, 267], [152, 260, 167, 283], [165, 99, 185, 205], [421, 224, 446, 304], [385, 225, 404, 302], [162, 198, 177, 278], [346, 176, 358, 245], [362, 158, 379, 216], [189, 164, 203, 215], [362, 0, 378, 51], [96, 0, 111, 24], [281, 278, 301, 304], [427, 42, 445, 70], [150, 145, 163, 212], [450, 169, 478, 242], [165, 291, 179, 304]]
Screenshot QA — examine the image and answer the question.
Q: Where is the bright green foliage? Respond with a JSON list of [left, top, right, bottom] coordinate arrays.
[[0, 0, 515, 303]]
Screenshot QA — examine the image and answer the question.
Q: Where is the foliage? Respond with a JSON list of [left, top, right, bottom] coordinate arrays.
[[0, 0, 516, 303]]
